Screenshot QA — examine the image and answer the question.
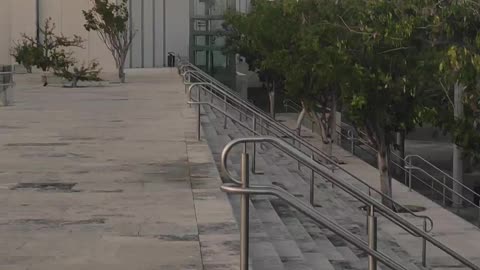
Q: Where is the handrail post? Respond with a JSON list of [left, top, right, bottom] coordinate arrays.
[[422, 219, 427, 267], [408, 161, 412, 192], [224, 95, 228, 129], [443, 176, 446, 206], [197, 86, 201, 141], [297, 129, 301, 171], [349, 130, 355, 155], [240, 151, 250, 270], [310, 152, 315, 206], [252, 116, 257, 174], [368, 205, 378, 270]]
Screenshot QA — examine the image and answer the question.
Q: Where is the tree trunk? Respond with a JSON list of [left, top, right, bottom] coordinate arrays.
[[378, 140, 394, 209], [41, 73, 48, 87], [326, 95, 337, 157], [119, 66, 126, 83], [295, 107, 307, 133], [395, 131, 406, 177], [311, 110, 333, 158], [269, 80, 276, 119], [71, 78, 78, 88], [453, 82, 465, 207]]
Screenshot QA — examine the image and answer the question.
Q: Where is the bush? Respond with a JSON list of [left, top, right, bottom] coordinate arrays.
[[10, 39, 40, 73], [54, 60, 102, 88], [11, 18, 103, 87]]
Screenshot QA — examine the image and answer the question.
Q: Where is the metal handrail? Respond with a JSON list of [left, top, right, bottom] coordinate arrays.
[[221, 137, 480, 270], [409, 166, 480, 205], [183, 64, 434, 232], [0, 68, 15, 106], [283, 98, 404, 160], [407, 164, 480, 210], [406, 155, 480, 202], [221, 183, 408, 270], [283, 98, 480, 223]]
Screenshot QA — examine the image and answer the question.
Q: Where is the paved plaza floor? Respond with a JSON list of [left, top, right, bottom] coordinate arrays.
[[0, 70, 238, 270]]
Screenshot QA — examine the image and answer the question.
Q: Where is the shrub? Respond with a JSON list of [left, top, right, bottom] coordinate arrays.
[[53, 60, 102, 88]]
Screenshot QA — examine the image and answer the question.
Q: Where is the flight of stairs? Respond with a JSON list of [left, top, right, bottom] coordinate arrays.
[[198, 98, 428, 270]]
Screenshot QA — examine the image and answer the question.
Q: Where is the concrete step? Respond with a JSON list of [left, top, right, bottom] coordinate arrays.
[[201, 100, 428, 270], [201, 111, 286, 270]]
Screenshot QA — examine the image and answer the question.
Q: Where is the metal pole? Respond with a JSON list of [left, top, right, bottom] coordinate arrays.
[[240, 152, 250, 270], [252, 116, 257, 174], [350, 130, 355, 155], [297, 129, 301, 171], [310, 153, 315, 206], [422, 219, 427, 267], [408, 165, 412, 192], [224, 95, 228, 129], [443, 176, 446, 206], [197, 86, 201, 141], [453, 82, 465, 208], [367, 205, 378, 270]]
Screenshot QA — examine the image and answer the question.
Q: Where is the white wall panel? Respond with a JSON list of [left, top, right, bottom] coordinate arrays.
[[153, 0, 165, 67], [0, 1, 12, 64], [165, 0, 189, 59], [143, 0, 154, 68], [130, 0, 143, 68]]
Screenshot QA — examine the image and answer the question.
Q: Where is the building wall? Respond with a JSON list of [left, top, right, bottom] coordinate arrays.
[[1, 0, 191, 72], [39, 0, 117, 72], [0, 1, 12, 65], [126, 0, 190, 68]]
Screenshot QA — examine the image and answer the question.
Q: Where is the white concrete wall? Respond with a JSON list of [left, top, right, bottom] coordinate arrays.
[[0, 1, 12, 65], [127, 0, 190, 68], [3, 0, 191, 71], [165, 0, 190, 58], [10, 0, 36, 41], [39, 0, 116, 72]]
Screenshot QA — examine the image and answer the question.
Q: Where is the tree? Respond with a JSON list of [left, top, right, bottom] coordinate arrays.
[[10, 39, 39, 73], [11, 18, 85, 86], [83, 0, 135, 83], [224, 0, 295, 117], [279, 0, 351, 157], [421, 1, 480, 205], [53, 60, 102, 88], [340, 0, 433, 207]]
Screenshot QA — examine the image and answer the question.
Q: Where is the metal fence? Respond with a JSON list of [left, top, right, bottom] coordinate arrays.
[[0, 65, 14, 106]]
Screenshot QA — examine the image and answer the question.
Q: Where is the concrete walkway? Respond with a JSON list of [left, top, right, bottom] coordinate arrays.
[[0, 70, 238, 270], [277, 113, 480, 267]]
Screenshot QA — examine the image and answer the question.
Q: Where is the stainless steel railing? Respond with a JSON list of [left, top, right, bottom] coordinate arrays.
[[180, 61, 433, 234], [184, 79, 438, 267], [221, 137, 480, 270], [406, 155, 480, 211], [0, 68, 15, 106], [283, 98, 480, 224]]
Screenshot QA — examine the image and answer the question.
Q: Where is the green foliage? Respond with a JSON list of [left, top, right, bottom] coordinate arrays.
[[53, 60, 102, 88], [224, 0, 480, 199], [224, 0, 297, 83], [83, 0, 129, 33], [340, 0, 433, 148], [10, 18, 92, 86], [83, 0, 134, 83], [421, 1, 480, 159], [10, 39, 40, 73], [34, 18, 84, 72]]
